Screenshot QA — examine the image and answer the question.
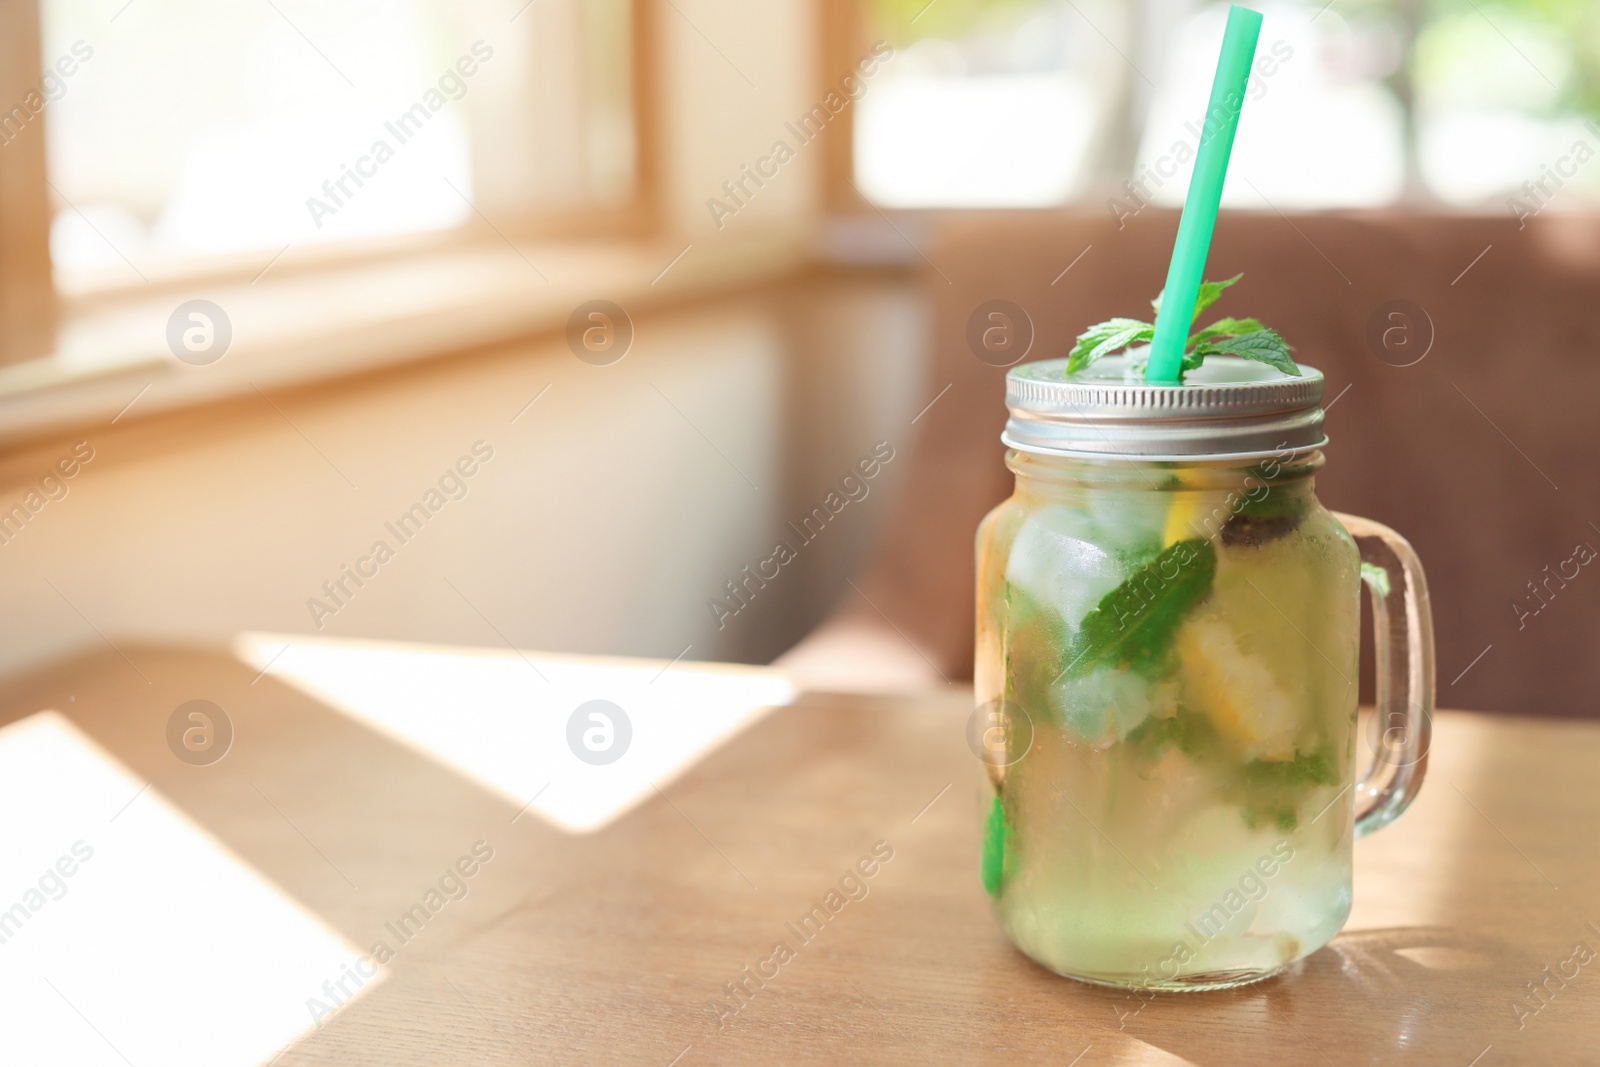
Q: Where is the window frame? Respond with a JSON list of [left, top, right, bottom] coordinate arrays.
[[818, 0, 869, 218], [0, 0, 57, 366], [2, 0, 664, 353]]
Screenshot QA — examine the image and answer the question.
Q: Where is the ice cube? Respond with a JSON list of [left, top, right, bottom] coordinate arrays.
[[1082, 491, 1168, 560], [1004, 506, 1125, 633], [1048, 670, 1177, 748]]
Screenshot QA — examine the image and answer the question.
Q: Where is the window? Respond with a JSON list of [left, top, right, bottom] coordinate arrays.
[[1413, 0, 1599, 206], [33, 0, 639, 292], [854, 0, 1118, 208], [851, 0, 1600, 213]]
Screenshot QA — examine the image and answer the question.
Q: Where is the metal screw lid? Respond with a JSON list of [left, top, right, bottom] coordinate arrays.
[[1002, 352, 1327, 461]]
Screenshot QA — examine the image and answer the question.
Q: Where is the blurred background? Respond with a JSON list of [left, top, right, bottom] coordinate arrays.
[[1, 0, 1596, 716]]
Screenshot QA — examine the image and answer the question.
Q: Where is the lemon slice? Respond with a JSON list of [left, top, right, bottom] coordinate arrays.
[[1176, 613, 1298, 761], [1163, 491, 1227, 546]]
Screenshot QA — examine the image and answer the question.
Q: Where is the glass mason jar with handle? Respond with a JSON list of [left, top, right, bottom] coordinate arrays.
[[974, 354, 1433, 991]]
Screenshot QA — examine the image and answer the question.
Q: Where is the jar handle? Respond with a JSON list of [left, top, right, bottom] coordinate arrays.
[[1335, 512, 1435, 838]]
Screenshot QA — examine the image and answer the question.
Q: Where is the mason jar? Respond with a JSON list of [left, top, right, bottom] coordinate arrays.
[[973, 354, 1434, 991]]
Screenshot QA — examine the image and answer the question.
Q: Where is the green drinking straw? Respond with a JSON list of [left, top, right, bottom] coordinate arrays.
[[1145, 4, 1263, 384]]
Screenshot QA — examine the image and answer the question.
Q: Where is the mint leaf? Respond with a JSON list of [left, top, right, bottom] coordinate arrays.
[[1066, 317, 1154, 375], [1220, 493, 1305, 547], [1193, 274, 1244, 317], [1239, 747, 1340, 790], [1234, 745, 1340, 831], [1193, 328, 1299, 377], [1187, 317, 1265, 347], [1083, 274, 1294, 381], [980, 794, 1006, 896], [1127, 704, 1218, 762], [1360, 561, 1392, 598], [1151, 273, 1243, 318], [1181, 317, 1264, 372], [1060, 538, 1217, 681]]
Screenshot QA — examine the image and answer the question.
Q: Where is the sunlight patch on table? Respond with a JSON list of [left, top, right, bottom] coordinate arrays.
[[0, 712, 371, 1067], [235, 633, 796, 834]]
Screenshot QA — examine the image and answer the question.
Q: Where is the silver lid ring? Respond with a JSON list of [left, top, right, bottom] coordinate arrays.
[[1003, 353, 1327, 461]]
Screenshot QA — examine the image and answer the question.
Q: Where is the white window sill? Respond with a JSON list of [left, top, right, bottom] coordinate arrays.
[[0, 235, 808, 450]]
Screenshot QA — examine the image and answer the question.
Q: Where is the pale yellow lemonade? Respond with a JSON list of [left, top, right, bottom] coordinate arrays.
[[975, 449, 1360, 989]]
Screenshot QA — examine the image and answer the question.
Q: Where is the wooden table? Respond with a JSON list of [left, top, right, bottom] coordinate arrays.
[[4, 645, 1596, 1066]]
